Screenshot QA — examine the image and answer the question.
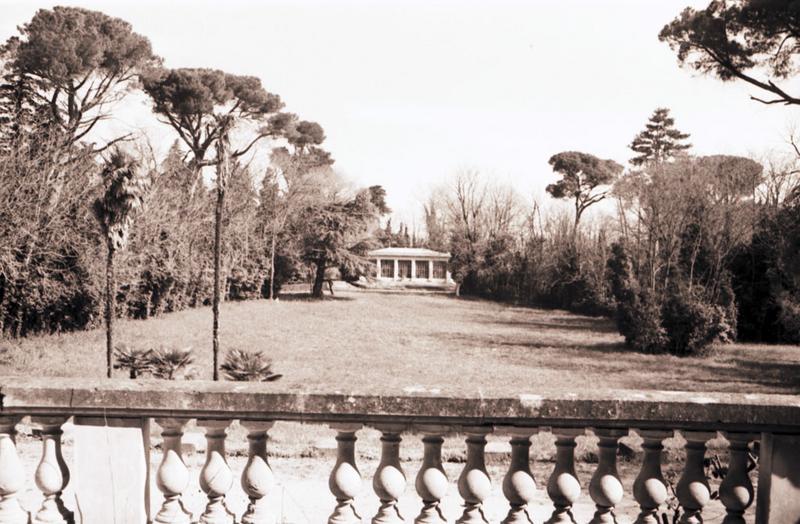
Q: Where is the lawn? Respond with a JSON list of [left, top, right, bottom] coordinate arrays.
[[1, 286, 798, 395]]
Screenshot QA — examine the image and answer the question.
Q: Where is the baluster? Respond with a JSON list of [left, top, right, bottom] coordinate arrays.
[[456, 426, 493, 524], [588, 428, 626, 524], [31, 416, 73, 524], [719, 432, 756, 524], [328, 423, 363, 524], [154, 418, 192, 524], [500, 427, 538, 524], [414, 426, 449, 524], [0, 416, 28, 524], [545, 428, 583, 524], [632, 429, 671, 524], [198, 419, 236, 524], [373, 424, 407, 524], [241, 421, 276, 524], [675, 431, 715, 524]]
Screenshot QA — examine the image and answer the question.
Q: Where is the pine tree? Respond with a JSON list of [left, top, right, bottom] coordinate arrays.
[[0, 67, 46, 151], [629, 108, 691, 166]]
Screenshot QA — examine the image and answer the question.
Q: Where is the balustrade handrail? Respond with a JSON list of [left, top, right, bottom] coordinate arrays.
[[2, 376, 799, 432]]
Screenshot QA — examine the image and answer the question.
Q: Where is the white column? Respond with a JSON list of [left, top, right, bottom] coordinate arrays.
[[456, 426, 493, 524], [414, 426, 449, 524], [588, 428, 626, 524], [376, 259, 382, 279], [411, 260, 417, 280], [198, 420, 236, 524], [31, 416, 73, 524], [501, 427, 538, 524], [241, 421, 276, 524], [0, 416, 28, 524], [393, 260, 398, 280], [328, 424, 363, 524], [633, 429, 671, 524], [153, 418, 192, 524], [372, 424, 406, 524], [428, 260, 433, 281], [545, 428, 583, 524], [676, 431, 716, 524]]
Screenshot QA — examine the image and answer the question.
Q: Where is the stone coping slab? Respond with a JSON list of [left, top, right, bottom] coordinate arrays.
[[2, 376, 800, 433]]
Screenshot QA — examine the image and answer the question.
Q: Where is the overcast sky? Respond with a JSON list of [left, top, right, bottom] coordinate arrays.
[[2, 0, 797, 225]]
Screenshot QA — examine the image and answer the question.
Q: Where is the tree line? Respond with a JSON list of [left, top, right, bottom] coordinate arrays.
[[0, 6, 387, 378], [415, 0, 800, 355]]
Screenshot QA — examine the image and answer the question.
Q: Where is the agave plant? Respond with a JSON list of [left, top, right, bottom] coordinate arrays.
[[149, 346, 194, 380], [221, 348, 283, 382], [113, 344, 153, 379]]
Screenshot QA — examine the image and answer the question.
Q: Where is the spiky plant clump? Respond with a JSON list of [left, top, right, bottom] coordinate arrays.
[[149, 346, 194, 380], [113, 344, 153, 379], [221, 348, 283, 382]]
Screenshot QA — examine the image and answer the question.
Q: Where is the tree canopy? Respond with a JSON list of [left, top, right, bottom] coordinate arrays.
[[660, 0, 800, 106], [546, 151, 623, 231], [1, 6, 159, 147], [142, 67, 284, 169], [629, 108, 692, 166]]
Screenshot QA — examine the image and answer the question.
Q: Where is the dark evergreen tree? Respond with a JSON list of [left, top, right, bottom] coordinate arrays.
[[629, 108, 691, 166]]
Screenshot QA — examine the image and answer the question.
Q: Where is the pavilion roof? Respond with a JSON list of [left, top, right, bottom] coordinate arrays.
[[367, 247, 451, 259]]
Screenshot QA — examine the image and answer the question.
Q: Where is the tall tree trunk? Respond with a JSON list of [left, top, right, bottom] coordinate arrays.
[[312, 259, 326, 299], [106, 246, 115, 379], [213, 184, 225, 380], [212, 127, 231, 381], [269, 227, 277, 300]]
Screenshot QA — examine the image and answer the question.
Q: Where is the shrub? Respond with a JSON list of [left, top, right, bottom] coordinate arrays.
[[113, 344, 153, 379], [661, 288, 733, 356], [221, 348, 283, 382], [149, 346, 194, 380]]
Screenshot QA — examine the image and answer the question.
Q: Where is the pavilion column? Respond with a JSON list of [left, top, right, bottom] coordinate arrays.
[[414, 426, 449, 524], [411, 260, 417, 280], [633, 429, 671, 524], [393, 260, 398, 280], [376, 259, 382, 279], [676, 431, 716, 524], [0, 416, 28, 524], [428, 260, 433, 281], [545, 428, 583, 524], [456, 426, 493, 524], [31, 416, 73, 524], [328, 423, 363, 524]]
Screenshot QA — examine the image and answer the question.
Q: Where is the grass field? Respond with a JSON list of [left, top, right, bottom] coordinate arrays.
[[1, 285, 798, 395]]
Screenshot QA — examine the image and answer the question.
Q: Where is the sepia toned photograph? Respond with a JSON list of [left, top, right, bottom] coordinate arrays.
[[0, 0, 798, 522]]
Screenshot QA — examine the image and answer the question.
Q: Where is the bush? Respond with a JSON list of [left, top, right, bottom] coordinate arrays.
[[220, 348, 282, 382], [661, 288, 734, 356], [113, 345, 153, 378], [149, 346, 194, 380]]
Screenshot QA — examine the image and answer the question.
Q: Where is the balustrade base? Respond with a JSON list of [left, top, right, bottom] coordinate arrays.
[[241, 498, 275, 524], [154, 497, 192, 524], [501, 504, 534, 524], [456, 502, 489, 524], [544, 506, 575, 524], [415, 501, 447, 524], [328, 499, 362, 524]]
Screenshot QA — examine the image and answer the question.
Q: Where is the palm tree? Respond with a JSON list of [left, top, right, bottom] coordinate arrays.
[[93, 149, 149, 378]]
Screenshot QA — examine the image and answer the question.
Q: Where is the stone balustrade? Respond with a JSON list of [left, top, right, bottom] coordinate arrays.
[[1, 378, 799, 523]]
